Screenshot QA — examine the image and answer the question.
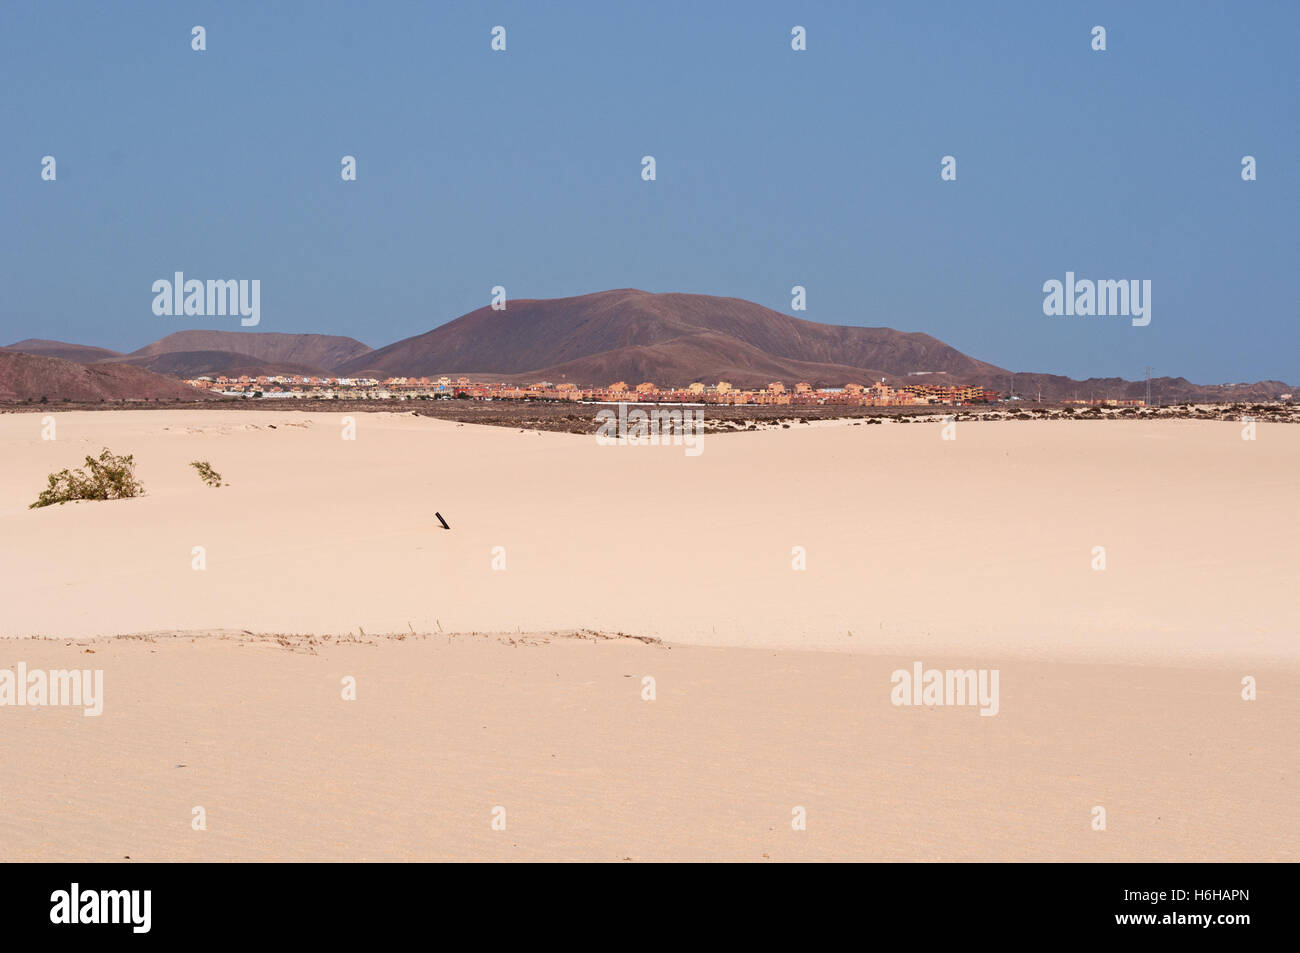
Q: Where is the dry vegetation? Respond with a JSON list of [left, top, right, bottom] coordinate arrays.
[[190, 460, 224, 487], [29, 448, 145, 508], [4, 397, 1297, 436]]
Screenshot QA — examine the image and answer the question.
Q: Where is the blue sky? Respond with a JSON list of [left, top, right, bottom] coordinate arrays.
[[2, 0, 1296, 383]]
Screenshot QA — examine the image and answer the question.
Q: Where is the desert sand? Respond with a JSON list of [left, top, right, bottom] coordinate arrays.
[[0, 410, 1296, 860]]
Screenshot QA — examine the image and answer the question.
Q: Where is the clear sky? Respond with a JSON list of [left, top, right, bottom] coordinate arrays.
[[2, 0, 1296, 384]]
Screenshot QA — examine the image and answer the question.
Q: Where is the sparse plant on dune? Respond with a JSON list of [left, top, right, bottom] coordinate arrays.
[[30, 448, 145, 508], [190, 460, 224, 487]]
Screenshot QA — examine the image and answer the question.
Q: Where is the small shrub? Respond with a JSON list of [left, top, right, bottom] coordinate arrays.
[[190, 460, 224, 487], [30, 449, 145, 509]]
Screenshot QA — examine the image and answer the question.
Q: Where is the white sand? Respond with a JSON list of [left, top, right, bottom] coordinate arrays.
[[1, 631, 1293, 862], [1, 410, 1295, 662], [0, 410, 1295, 860]]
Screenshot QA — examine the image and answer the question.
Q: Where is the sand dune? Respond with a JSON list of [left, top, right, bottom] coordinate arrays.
[[1, 410, 1295, 662], [0, 410, 1295, 860]]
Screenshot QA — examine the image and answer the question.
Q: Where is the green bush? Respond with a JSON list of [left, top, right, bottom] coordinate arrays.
[[30, 449, 145, 509]]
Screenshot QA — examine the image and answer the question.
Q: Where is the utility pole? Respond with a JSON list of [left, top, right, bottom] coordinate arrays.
[[1145, 366, 1153, 407]]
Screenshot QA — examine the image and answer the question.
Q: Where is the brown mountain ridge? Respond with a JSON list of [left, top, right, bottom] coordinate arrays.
[[338, 289, 1004, 387], [4, 290, 1293, 401]]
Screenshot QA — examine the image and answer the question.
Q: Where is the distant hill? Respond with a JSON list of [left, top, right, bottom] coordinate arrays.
[[5, 291, 1292, 401], [5, 339, 124, 363], [992, 372, 1294, 404], [127, 330, 372, 373], [7, 332, 359, 379], [0, 351, 219, 402], [338, 289, 1004, 387]]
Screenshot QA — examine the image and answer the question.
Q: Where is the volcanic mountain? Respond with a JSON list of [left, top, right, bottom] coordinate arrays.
[[0, 351, 219, 402], [337, 289, 1005, 388], [5, 291, 1292, 401], [333, 290, 1292, 400]]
